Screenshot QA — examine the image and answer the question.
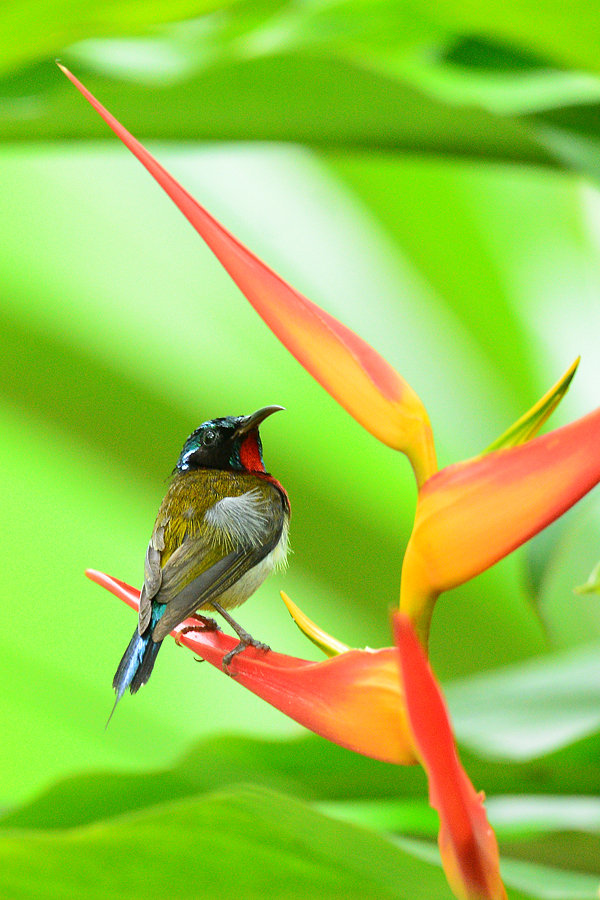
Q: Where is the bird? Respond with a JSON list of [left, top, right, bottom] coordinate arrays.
[[110, 405, 289, 719]]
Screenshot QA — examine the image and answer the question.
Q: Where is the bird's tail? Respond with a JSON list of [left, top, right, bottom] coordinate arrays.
[[107, 606, 165, 725]]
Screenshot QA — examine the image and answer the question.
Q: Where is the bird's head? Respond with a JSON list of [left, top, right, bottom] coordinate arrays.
[[176, 406, 284, 474]]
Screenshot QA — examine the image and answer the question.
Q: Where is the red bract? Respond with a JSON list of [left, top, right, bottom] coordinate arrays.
[[394, 613, 507, 900], [87, 570, 417, 766], [401, 406, 600, 646], [57, 63, 436, 488]]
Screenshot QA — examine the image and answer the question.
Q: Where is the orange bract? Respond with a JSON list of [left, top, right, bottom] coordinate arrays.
[[58, 63, 437, 487], [87, 569, 417, 765], [394, 613, 507, 900], [401, 406, 600, 646]]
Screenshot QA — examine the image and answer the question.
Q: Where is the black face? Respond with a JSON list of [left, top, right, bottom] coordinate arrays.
[[176, 416, 251, 472], [175, 406, 283, 474]]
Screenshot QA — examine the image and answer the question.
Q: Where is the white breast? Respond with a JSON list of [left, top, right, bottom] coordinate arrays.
[[204, 489, 272, 549], [204, 490, 289, 610]]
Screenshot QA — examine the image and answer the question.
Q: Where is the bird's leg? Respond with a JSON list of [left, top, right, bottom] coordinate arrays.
[[211, 600, 270, 673]]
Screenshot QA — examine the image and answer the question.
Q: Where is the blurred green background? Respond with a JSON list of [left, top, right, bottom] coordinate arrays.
[[1, 1, 600, 897]]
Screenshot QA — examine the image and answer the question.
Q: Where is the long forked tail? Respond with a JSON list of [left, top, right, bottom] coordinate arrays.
[[107, 619, 163, 726]]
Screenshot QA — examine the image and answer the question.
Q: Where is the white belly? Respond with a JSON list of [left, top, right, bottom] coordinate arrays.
[[206, 516, 289, 611]]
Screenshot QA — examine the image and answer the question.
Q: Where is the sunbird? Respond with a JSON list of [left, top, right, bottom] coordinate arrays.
[[111, 406, 289, 715]]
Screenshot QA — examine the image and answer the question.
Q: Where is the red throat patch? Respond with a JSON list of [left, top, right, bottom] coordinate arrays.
[[239, 432, 265, 473]]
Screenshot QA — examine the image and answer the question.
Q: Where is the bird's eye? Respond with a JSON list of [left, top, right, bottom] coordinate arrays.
[[203, 429, 216, 445]]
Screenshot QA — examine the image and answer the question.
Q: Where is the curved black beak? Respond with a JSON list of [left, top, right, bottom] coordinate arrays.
[[235, 405, 285, 436]]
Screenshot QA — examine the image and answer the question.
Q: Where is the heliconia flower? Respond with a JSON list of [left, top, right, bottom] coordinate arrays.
[[57, 63, 437, 489], [394, 612, 507, 900], [401, 405, 600, 647], [87, 569, 417, 766], [60, 65, 600, 649]]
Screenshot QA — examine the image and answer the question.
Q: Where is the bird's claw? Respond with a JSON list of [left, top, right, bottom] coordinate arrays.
[[222, 639, 270, 675], [189, 613, 219, 631], [174, 619, 218, 647]]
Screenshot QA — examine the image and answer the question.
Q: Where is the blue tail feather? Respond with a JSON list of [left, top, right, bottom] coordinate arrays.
[[107, 604, 165, 725]]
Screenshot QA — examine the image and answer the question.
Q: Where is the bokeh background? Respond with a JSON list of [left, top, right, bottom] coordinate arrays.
[[1, 2, 600, 897]]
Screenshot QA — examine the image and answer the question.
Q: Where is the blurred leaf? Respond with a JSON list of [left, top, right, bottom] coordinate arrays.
[[0, 784, 459, 900], [428, 0, 600, 75], [487, 794, 600, 838], [483, 358, 579, 453], [0, 52, 556, 171], [501, 833, 600, 881], [409, 36, 600, 117], [461, 731, 600, 801], [532, 496, 600, 646], [316, 797, 438, 836], [6, 729, 600, 834], [399, 836, 600, 900], [0, 0, 229, 75], [497, 855, 600, 899], [318, 793, 600, 841], [0, 735, 425, 831], [575, 560, 600, 596], [491, 796, 600, 877], [448, 643, 600, 761], [4, 0, 600, 192], [317, 793, 600, 878]]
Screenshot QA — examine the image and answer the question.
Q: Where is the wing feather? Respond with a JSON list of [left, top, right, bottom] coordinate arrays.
[[138, 525, 165, 634], [149, 482, 286, 642]]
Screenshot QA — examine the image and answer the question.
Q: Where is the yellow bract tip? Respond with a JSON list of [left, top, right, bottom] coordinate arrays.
[[281, 591, 350, 657], [483, 357, 579, 454]]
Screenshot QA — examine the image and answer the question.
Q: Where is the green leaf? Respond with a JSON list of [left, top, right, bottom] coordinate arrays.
[[482, 357, 579, 453], [395, 35, 600, 117], [575, 560, 600, 596], [0, 735, 425, 831], [398, 836, 600, 900], [0, 785, 457, 900], [314, 793, 600, 880], [523, 494, 600, 646], [428, 0, 600, 75], [462, 731, 600, 802], [447, 643, 600, 761], [487, 794, 600, 837], [315, 798, 438, 836], [489, 796, 600, 877], [498, 855, 600, 900], [0, 0, 230, 75], [0, 51, 555, 169]]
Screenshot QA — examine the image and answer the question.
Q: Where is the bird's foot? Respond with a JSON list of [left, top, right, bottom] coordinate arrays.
[[209, 600, 270, 675], [189, 613, 219, 631], [222, 636, 270, 674], [174, 618, 218, 648]]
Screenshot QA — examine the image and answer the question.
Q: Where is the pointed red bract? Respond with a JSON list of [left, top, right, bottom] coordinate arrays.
[[401, 406, 600, 645], [394, 613, 506, 900], [88, 570, 417, 765], [59, 64, 436, 485]]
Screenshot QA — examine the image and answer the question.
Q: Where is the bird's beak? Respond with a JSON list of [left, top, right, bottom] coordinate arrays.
[[235, 405, 285, 435]]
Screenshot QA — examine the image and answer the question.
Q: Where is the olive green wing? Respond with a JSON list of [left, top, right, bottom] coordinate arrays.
[[151, 487, 285, 641], [138, 524, 166, 635]]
